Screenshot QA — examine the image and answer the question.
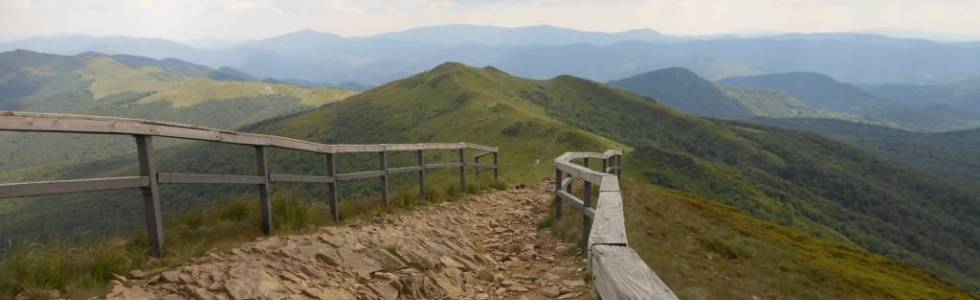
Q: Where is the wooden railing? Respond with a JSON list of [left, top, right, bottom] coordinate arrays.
[[554, 150, 677, 299], [0, 111, 499, 256]]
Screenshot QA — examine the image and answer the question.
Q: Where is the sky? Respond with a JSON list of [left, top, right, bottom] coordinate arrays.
[[1, 0, 979, 42]]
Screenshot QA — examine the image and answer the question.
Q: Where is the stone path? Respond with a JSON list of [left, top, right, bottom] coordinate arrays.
[[103, 182, 592, 300]]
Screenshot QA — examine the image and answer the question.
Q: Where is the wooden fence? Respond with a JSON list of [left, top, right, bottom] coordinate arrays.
[[0, 111, 499, 256], [554, 150, 677, 299]]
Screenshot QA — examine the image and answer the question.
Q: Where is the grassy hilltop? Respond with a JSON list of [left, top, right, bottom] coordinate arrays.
[[249, 62, 977, 298]]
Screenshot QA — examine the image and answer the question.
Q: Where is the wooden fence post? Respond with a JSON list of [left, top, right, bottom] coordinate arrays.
[[554, 168, 562, 220], [255, 146, 272, 235], [135, 135, 164, 257], [492, 152, 499, 180], [616, 155, 623, 178], [327, 153, 339, 222], [417, 150, 426, 198], [458, 148, 466, 190], [474, 155, 481, 178], [380, 150, 389, 206], [583, 158, 589, 170], [582, 180, 593, 250], [602, 158, 608, 174]]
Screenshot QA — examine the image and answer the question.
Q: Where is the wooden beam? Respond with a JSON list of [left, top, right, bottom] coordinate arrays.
[[156, 173, 265, 185], [474, 151, 494, 159], [0, 176, 148, 199], [557, 190, 585, 211], [424, 162, 462, 170], [135, 135, 164, 257], [464, 143, 498, 153], [269, 174, 333, 183], [474, 155, 481, 178], [326, 153, 339, 222], [255, 146, 272, 235], [582, 180, 593, 249], [591, 245, 678, 300], [387, 166, 422, 175], [492, 152, 499, 180], [417, 150, 425, 198], [458, 149, 466, 189], [335, 170, 385, 181], [554, 168, 562, 220], [379, 151, 389, 206], [0, 112, 496, 155], [589, 191, 627, 247], [555, 160, 604, 184]]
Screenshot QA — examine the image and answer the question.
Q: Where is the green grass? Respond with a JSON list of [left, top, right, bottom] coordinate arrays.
[[542, 173, 974, 299], [0, 178, 504, 299]]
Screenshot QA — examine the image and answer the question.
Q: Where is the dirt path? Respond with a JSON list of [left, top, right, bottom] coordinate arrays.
[[103, 182, 592, 300]]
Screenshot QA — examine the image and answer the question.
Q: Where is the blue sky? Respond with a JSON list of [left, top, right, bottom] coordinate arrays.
[[1, 0, 978, 41]]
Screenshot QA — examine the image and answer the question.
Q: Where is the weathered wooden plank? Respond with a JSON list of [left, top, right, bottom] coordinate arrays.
[[599, 176, 620, 192], [417, 150, 426, 197], [591, 245, 678, 300], [492, 152, 499, 179], [557, 190, 586, 210], [156, 173, 265, 185], [555, 161, 604, 184], [379, 151, 389, 206], [255, 146, 272, 235], [582, 180, 593, 249], [464, 143, 498, 153], [0, 176, 148, 199], [326, 153, 339, 222], [424, 162, 462, 170], [387, 166, 423, 175], [269, 174, 333, 183], [554, 168, 563, 220], [474, 151, 494, 159], [0, 112, 494, 155], [335, 170, 385, 181], [560, 177, 573, 190], [458, 149, 466, 188], [589, 192, 627, 247], [135, 135, 164, 257]]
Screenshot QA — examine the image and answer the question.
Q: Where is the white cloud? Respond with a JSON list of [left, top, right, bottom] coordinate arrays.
[[0, 0, 977, 41]]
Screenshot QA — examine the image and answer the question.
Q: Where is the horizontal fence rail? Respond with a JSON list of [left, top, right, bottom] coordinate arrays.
[[0, 111, 500, 256], [554, 150, 677, 300]]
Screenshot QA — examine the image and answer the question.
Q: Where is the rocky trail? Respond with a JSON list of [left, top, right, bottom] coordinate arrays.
[[103, 182, 592, 300]]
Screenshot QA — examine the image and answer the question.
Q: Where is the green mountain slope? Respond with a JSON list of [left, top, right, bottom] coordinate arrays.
[[719, 72, 892, 114], [607, 67, 753, 119], [1, 62, 976, 298], [0, 50, 354, 172], [253, 63, 978, 295], [748, 117, 980, 190]]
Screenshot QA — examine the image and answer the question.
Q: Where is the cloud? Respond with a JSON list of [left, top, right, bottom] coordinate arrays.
[[0, 0, 977, 41]]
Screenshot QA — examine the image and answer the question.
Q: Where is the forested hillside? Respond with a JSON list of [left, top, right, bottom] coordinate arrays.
[[606, 67, 752, 119]]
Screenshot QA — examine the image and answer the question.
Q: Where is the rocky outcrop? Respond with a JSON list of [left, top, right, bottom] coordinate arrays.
[[102, 182, 590, 299]]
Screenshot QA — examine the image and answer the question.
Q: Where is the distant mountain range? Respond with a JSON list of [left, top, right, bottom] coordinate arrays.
[[3, 25, 979, 87], [0, 49, 353, 173], [607, 67, 753, 119]]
